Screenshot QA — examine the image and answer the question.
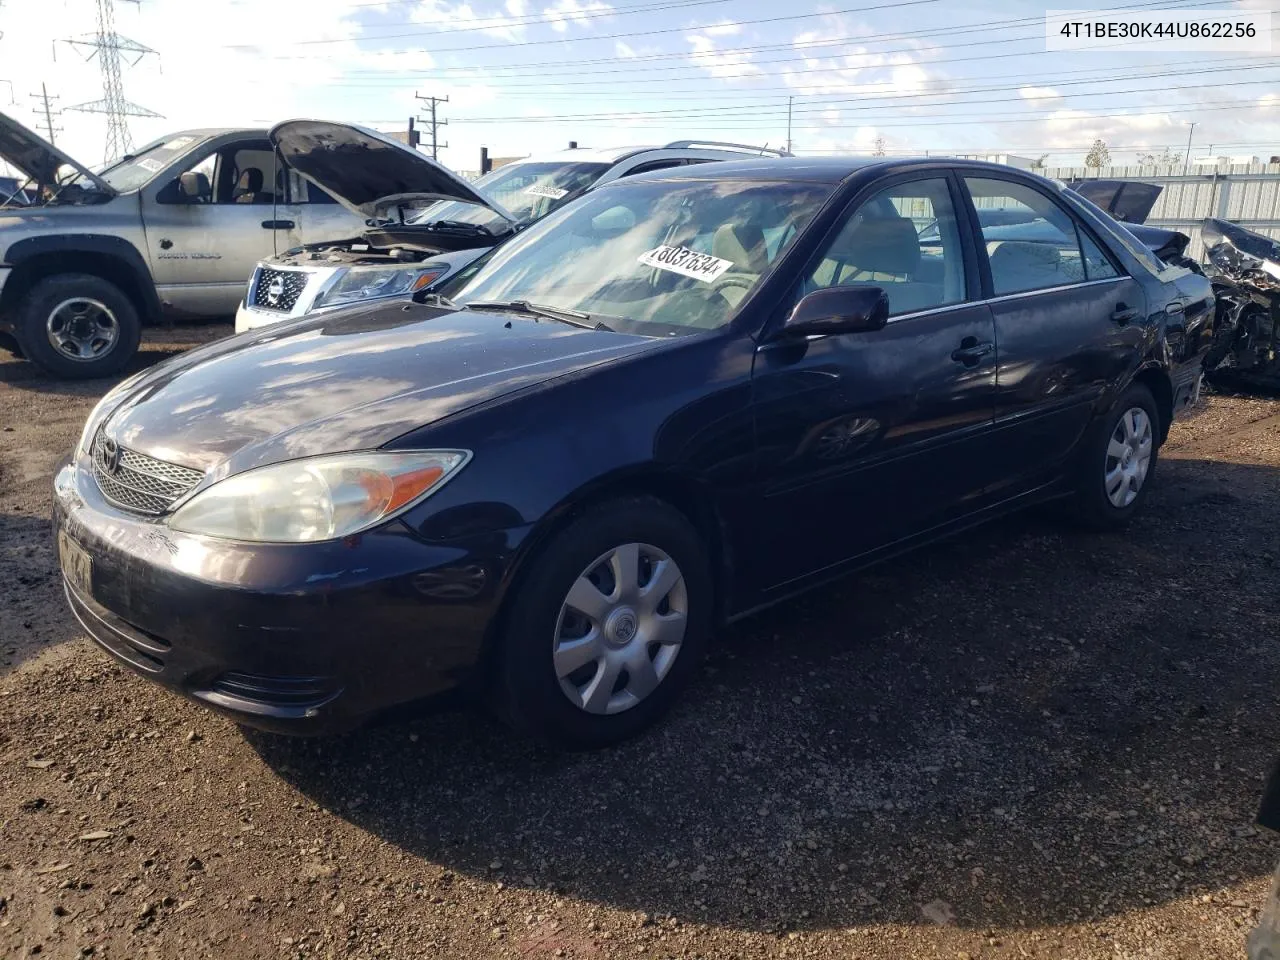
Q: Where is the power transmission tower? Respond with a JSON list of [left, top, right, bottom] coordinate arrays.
[[30, 84, 63, 145], [62, 0, 161, 164], [415, 93, 449, 161]]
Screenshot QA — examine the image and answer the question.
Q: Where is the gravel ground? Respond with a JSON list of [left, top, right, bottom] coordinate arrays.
[[2, 328, 1280, 959]]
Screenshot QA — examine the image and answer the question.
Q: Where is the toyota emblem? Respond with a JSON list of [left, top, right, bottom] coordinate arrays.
[[101, 437, 121, 475], [266, 276, 286, 306]]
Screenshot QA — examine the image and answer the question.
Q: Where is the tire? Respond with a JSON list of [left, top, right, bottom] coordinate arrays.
[[15, 273, 141, 379], [494, 496, 713, 749], [1071, 383, 1160, 530]]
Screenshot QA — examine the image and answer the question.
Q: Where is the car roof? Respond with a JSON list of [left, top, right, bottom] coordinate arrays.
[[510, 142, 785, 166], [612, 155, 1063, 186]]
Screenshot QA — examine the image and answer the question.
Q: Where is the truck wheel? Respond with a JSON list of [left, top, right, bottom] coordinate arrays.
[[16, 274, 141, 379]]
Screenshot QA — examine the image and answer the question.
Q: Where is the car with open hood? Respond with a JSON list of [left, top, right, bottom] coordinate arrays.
[[55, 157, 1213, 748], [233, 125, 789, 333], [0, 111, 366, 378]]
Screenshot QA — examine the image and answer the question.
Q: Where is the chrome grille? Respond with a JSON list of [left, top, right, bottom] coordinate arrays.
[[251, 267, 309, 312], [91, 432, 204, 515]]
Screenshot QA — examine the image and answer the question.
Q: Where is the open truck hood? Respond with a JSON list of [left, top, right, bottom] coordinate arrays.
[[1068, 179, 1163, 225], [0, 110, 116, 196], [270, 119, 512, 223]]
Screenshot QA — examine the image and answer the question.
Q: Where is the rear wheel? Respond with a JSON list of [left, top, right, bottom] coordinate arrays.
[[494, 497, 713, 749], [1071, 383, 1160, 529], [16, 273, 141, 379]]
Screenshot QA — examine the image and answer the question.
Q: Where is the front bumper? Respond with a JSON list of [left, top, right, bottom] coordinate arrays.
[[53, 458, 526, 734]]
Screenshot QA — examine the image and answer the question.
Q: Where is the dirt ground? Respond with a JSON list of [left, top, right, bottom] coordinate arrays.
[[2, 328, 1280, 960]]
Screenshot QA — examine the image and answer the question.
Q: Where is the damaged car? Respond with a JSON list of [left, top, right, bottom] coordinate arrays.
[[1201, 218, 1280, 392], [0, 111, 365, 378], [234, 123, 789, 332]]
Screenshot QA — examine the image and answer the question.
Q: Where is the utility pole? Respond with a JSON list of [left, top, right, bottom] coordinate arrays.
[[415, 92, 449, 161], [31, 83, 62, 145], [1182, 121, 1197, 175], [786, 96, 793, 155], [61, 0, 161, 164]]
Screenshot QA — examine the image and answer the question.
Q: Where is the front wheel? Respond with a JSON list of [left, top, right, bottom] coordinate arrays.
[[1071, 383, 1160, 529], [15, 273, 141, 379], [493, 497, 713, 749]]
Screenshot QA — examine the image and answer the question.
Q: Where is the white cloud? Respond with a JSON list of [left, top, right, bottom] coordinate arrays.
[[411, 0, 530, 42], [685, 33, 761, 82], [542, 0, 613, 33], [1018, 86, 1061, 101], [616, 40, 638, 58], [703, 20, 742, 36]]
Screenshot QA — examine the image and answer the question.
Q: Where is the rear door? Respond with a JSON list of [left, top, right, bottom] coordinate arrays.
[[746, 172, 1001, 594], [960, 175, 1147, 492], [141, 138, 287, 317]]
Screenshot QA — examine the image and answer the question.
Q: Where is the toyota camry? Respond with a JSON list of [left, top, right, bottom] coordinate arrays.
[[53, 157, 1215, 747]]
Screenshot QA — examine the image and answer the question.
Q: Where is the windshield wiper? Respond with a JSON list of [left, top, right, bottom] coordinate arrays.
[[424, 219, 493, 235], [464, 299, 613, 331]]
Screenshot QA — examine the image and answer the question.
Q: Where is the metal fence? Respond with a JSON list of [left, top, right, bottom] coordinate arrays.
[[1043, 162, 1280, 259]]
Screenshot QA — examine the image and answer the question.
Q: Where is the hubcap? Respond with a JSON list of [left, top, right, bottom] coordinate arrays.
[[46, 297, 119, 362], [1104, 406, 1153, 508], [552, 542, 688, 715]]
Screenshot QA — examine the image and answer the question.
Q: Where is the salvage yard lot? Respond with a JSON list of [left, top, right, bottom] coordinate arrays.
[[2, 329, 1280, 960]]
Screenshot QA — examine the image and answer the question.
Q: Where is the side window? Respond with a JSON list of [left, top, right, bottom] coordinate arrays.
[[1079, 230, 1120, 280], [964, 177, 1107, 294], [174, 152, 216, 203], [799, 177, 967, 317], [619, 159, 686, 177]]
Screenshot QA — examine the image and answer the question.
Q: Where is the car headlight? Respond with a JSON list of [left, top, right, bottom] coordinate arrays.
[[76, 370, 147, 459], [168, 450, 470, 543], [313, 264, 448, 310]]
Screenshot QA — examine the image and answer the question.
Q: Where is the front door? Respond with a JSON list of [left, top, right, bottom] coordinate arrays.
[[746, 173, 1000, 595], [141, 139, 289, 318], [960, 175, 1147, 493]]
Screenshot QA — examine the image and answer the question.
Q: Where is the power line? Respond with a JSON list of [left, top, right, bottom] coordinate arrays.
[[288, 0, 1220, 67], [446, 72, 1280, 123], [250, 0, 942, 56]]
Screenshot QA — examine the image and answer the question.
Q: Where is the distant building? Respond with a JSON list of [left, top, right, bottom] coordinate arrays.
[[1193, 155, 1261, 166]]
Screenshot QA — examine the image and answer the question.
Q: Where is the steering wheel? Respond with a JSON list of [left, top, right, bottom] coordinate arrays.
[[709, 272, 757, 298]]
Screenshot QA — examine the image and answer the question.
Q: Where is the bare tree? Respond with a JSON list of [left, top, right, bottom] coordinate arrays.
[[872, 136, 887, 157], [1085, 138, 1111, 168], [1029, 153, 1051, 169], [1136, 146, 1181, 165]]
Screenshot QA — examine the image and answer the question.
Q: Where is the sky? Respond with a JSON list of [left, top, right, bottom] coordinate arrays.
[[0, 0, 1276, 176]]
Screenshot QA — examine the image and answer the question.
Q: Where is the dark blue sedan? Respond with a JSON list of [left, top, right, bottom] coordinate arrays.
[[53, 158, 1215, 747]]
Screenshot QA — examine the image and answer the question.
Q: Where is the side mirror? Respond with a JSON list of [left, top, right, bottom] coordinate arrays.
[[777, 285, 890, 339]]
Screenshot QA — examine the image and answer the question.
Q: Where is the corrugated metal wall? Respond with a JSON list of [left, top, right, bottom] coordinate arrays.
[[1043, 163, 1280, 259]]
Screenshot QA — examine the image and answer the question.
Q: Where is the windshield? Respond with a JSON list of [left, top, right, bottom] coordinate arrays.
[[412, 160, 610, 230], [451, 178, 832, 335], [98, 134, 206, 192]]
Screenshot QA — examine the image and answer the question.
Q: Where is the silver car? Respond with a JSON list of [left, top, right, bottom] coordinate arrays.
[[234, 125, 789, 333], [0, 111, 363, 377]]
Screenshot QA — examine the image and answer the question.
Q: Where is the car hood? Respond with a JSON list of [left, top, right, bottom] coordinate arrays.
[[0, 110, 116, 196], [270, 119, 513, 223], [100, 304, 660, 480], [1068, 179, 1163, 225]]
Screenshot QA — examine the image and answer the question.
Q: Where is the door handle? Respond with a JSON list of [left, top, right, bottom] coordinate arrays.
[[951, 339, 994, 366], [1112, 303, 1140, 324], [261, 219, 295, 230], [1166, 300, 1185, 315]]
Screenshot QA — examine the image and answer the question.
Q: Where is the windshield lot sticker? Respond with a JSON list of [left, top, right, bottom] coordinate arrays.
[[162, 136, 195, 152], [137, 158, 164, 173], [639, 245, 734, 282], [524, 183, 568, 200]]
